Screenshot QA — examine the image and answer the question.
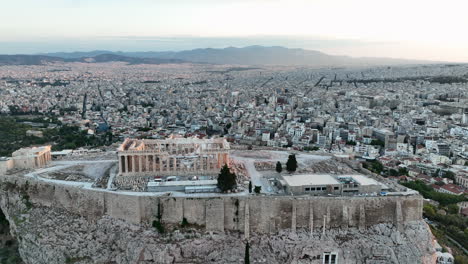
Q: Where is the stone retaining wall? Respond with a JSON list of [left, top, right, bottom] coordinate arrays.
[[1, 175, 423, 235]]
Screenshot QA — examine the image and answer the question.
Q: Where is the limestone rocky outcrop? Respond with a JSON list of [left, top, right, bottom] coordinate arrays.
[[0, 175, 437, 264]]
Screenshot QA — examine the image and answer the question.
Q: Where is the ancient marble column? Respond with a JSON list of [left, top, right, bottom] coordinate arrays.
[[119, 156, 123, 174], [159, 157, 162, 172], [133, 155, 137, 173], [124, 155, 128, 174], [145, 155, 149, 172], [138, 155, 141, 173]]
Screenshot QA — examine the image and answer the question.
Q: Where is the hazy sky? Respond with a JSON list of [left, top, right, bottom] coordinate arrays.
[[1, 0, 467, 62]]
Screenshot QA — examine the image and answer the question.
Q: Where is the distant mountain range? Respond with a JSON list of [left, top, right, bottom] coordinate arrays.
[[0, 54, 183, 66], [0, 46, 439, 66]]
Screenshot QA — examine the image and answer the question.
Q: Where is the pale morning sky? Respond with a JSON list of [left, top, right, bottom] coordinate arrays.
[[0, 0, 467, 62]]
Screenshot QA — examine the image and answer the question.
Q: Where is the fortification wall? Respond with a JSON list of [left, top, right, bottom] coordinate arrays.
[[1, 175, 423, 235]]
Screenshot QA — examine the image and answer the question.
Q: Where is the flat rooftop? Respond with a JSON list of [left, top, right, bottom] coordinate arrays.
[[338, 175, 389, 189], [281, 174, 340, 187], [348, 175, 379, 186]]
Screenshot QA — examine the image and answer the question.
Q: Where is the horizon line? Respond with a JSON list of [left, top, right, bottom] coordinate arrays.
[[0, 45, 457, 64]]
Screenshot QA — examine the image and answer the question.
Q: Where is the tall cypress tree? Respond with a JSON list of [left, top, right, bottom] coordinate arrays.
[[217, 164, 237, 192], [245, 242, 250, 264], [286, 154, 298, 172], [276, 161, 282, 173]]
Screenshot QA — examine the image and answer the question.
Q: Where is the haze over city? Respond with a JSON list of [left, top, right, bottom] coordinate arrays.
[[1, 0, 468, 62]]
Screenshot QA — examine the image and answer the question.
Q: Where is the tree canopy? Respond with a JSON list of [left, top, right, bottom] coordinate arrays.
[[245, 242, 250, 264], [286, 154, 298, 172], [401, 180, 466, 206], [217, 164, 237, 192], [276, 161, 282, 173]]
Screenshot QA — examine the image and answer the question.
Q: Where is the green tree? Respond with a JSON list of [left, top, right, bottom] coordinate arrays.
[[248, 181, 252, 193], [254, 186, 261, 194], [364, 160, 384, 174], [276, 161, 282, 173], [423, 204, 436, 218], [286, 154, 298, 173], [245, 242, 250, 264], [398, 167, 409, 176], [181, 217, 189, 228], [455, 255, 468, 264], [217, 165, 237, 192], [443, 171, 456, 181], [370, 139, 385, 147], [447, 204, 459, 214], [400, 180, 467, 206], [152, 220, 165, 233]]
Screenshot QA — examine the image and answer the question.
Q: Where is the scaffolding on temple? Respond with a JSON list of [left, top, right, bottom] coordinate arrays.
[[115, 137, 230, 191]]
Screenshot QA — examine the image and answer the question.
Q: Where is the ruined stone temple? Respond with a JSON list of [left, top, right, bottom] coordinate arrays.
[[115, 137, 230, 190], [12, 146, 52, 169], [0, 146, 52, 173]]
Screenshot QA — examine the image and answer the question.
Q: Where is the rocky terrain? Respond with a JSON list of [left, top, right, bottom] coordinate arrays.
[[0, 175, 437, 264], [0, 208, 22, 263]]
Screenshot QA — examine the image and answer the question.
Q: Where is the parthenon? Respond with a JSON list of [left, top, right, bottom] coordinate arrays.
[[116, 137, 230, 180]]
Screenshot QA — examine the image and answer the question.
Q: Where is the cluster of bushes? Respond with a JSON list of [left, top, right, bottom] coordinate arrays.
[[303, 146, 320, 151], [387, 167, 408, 177], [362, 160, 384, 174], [370, 139, 385, 147], [0, 116, 114, 156], [424, 204, 468, 250], [46, 125, 113, 150], [403, 180, 468, 257], [152, 220, 165, 234], [363, 160, 410, 177], [0, 117, 41, 156], [400, 181, 466, 206]]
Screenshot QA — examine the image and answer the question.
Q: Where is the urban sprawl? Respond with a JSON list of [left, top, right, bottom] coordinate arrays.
[[1, 62, 467, 194]]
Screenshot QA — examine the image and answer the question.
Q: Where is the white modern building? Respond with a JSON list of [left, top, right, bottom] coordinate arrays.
[[279, 173, 387, 196]]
